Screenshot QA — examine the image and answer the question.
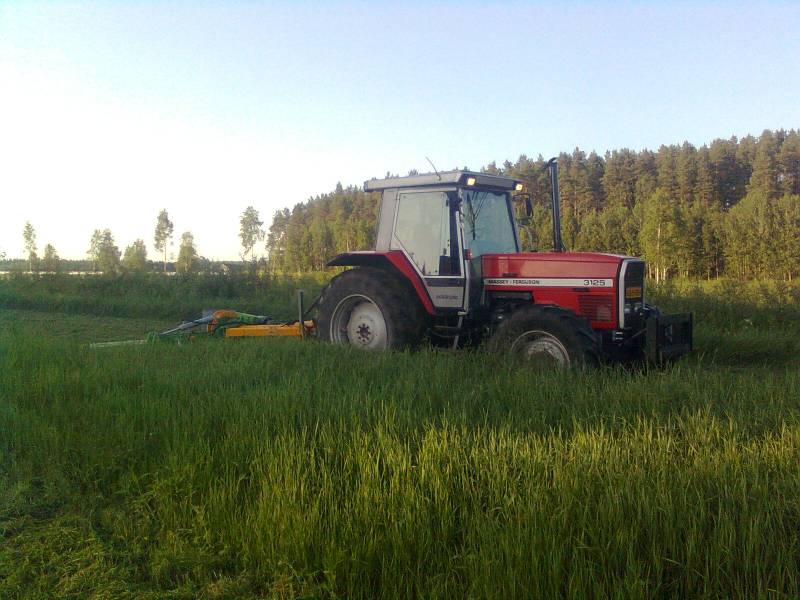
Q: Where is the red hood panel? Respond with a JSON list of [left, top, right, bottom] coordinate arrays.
[[482, 252, 626, 279], [481, 252, 628, 330]]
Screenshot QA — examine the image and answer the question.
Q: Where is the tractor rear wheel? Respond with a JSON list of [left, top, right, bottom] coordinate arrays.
[[316, 267, 426, 350], [488, 305, 600, 369]]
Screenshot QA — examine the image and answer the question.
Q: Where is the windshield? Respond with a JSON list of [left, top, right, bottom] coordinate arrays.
[[462, 190, 518, 257]]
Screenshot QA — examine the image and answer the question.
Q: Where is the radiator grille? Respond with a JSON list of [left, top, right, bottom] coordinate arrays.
[[578, 295, 614, 323]]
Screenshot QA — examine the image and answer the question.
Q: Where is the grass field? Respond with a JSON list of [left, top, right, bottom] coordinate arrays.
[[1, 275, 799, 599]]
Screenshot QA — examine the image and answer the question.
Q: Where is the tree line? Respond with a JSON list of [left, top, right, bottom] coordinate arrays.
[[264, 129, 799, 281], [14, 206, 269, 275], [16, 210, 200, 275], [10, 129, 799, 281]]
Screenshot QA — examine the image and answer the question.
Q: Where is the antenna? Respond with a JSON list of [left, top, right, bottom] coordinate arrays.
[[425, 156, 441, 180]]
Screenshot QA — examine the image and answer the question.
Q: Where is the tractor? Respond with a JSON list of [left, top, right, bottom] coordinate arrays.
[[316, 160, 692, 368]]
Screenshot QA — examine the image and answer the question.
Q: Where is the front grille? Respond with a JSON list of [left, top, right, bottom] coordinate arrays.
[[579, 295, 614, 323]]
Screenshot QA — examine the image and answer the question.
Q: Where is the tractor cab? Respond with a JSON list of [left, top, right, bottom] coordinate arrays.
[[363, 170, 522, 312], [321, 165, 692, 367]]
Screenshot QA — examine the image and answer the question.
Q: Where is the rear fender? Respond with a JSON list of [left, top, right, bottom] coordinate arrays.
[[327, 251, 435, 314]]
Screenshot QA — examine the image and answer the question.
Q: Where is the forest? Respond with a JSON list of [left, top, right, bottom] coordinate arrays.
[[265, 129, 800, 281]]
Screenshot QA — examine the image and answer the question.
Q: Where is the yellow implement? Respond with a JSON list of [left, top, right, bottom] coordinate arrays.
[[224, 320, 316, 338], [90, 291, 318, 349]]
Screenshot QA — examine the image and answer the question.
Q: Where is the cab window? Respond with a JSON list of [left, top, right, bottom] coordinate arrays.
[[462, 190, 518, 257], [392, 191, 460, 276]]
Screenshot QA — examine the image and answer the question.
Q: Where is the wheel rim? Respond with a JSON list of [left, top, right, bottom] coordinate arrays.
[[509, 330, 571, 368], [330, 294, 388, 349]]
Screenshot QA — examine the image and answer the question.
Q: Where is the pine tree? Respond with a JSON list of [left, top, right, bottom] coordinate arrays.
[[655, 145, 680, 201], [709, 137, 744, 208], [772, 194, 800, 281], [736, 134, 758, 197], [602, 149, 637, 209], [586, 151, 605, 212], [778, 130, 800, 196], [309, 206, 331, 271], [748, 130, 780, 198], [265, 209, 290, 272], [634, 150, 658, 208], [695, 147, 717, 207], [676, 142, 697, 206]]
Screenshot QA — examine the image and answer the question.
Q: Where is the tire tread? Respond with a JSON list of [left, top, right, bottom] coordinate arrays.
[[316, 267, 426, 348], [487, 304, 600, 368]]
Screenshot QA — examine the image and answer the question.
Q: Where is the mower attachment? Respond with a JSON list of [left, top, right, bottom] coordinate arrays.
[[645, 312, 693, 364], [90, 291, 317, 349]]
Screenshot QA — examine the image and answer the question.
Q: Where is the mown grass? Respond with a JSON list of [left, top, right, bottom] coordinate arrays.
[[1, 278, 799, 598]]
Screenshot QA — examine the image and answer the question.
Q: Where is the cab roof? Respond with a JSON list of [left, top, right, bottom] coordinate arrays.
[[363, 170, 521, 192]]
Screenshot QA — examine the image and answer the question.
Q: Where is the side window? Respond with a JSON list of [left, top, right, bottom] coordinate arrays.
[[392, 191, 460, 276]]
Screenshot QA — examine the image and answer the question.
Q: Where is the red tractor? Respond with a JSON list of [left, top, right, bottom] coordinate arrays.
[[316, 161, 692, 368]]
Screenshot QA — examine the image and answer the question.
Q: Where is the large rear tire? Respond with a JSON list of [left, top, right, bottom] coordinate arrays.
[[316, 267, 426, 350], [487, 305, 600, 369]]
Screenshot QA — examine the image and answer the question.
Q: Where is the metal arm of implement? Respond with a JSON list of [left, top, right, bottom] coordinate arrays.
[[226, 290, 315, 338]]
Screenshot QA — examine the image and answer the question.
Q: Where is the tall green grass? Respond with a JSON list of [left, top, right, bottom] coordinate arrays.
[[2, 272, 798, 330], [1, 280, 800, 598], [648, 278, 800, 331], [0, 272, 327, 321]]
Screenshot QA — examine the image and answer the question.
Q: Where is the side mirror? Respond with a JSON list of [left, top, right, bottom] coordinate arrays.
[[513, 193, 532, 224]]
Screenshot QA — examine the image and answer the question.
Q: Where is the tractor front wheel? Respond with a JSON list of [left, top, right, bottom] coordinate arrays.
[[488, 305, 600, 369], [317, 267, 425, 350]]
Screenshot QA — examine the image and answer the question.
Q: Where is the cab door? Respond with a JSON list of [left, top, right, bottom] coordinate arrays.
[[389, 189, 465, 310]]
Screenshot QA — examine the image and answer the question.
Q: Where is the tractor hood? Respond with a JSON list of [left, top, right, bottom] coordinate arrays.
[[482, 252, 630, 280], [481, 252, 642, 331]]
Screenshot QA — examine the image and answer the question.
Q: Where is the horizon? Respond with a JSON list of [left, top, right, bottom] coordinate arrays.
[[2, 1, 798, 260]]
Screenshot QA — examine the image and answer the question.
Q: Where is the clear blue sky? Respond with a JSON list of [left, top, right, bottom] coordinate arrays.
[[1, 1, 798, 260]]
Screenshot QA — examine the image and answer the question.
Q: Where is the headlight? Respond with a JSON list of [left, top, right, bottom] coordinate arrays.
[[624, 301, 644, 315]]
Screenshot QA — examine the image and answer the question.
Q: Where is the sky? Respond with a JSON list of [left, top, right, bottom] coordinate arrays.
[[1, 1, 799, 261]]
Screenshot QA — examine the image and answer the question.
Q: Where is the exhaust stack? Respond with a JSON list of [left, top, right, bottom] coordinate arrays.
[[547, 158, 565, 252]]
